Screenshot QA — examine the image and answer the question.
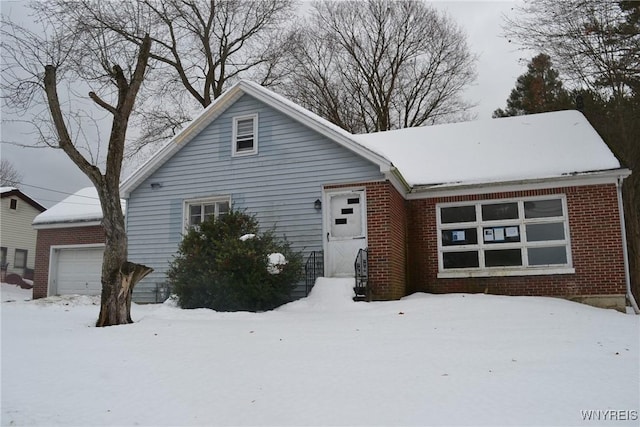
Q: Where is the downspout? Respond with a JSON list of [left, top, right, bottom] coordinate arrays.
[[616, 176, 640, 314]]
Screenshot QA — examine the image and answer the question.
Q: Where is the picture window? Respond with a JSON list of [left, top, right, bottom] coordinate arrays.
[[437, 196, 571, 273]]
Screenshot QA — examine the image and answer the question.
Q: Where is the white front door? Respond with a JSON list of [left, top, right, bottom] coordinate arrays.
[[325, 190, 367, 277]]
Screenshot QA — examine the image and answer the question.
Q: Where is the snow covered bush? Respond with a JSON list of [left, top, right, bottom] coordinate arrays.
[[167, 210, 302, 311]]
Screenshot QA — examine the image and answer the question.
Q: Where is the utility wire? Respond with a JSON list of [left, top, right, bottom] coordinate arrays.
[[16, 182, 100, 200]]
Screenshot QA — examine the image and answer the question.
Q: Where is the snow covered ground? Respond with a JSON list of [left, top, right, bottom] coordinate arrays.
[[1, 279, 638, 426]]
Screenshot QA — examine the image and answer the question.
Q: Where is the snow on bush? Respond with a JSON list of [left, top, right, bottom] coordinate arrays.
[[267, 252, 287, 274]]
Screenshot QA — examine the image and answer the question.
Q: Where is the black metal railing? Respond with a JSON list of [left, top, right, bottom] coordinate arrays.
[[354, 248, 368, 301], [304, 251, 324, 296]]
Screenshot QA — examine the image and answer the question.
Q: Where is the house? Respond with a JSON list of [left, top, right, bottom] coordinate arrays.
[[120, 80, 633, 310], [1, 187, 46, 280]]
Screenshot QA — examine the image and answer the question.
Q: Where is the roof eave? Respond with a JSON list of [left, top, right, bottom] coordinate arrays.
[[1, 189, 46, 212], [32, 218, 103, 230], [407, 168, 631, 199]]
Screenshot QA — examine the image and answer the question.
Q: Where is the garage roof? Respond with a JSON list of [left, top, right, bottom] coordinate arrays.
[[32, 187, 125, 227]]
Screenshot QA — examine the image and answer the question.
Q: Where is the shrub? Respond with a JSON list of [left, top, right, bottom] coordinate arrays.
[[167, 210, 303, 311]]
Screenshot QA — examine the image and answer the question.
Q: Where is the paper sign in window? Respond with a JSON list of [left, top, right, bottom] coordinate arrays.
[[484, 229, 494, 242], [505, 226, 519, 238], [493, 228, 505, 241], [452, 230, 466, 242]]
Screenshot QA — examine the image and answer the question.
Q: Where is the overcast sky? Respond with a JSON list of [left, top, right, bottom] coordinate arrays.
[[1, 1, 529, 208]]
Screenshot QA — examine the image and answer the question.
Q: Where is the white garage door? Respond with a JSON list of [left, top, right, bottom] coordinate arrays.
[[54, 247, 103, 296]]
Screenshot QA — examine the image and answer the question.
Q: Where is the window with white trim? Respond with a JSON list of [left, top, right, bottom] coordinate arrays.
[[437, 196, 572, 274], [185, 197, 230, 228], [232, 114, 258, 156]]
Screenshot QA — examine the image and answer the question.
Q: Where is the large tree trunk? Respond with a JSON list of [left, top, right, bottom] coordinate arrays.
[[42, 36, 153, 326], [96, 257, 153, 326], [95, 177, 152, 327], [96, 216, 152, 326]]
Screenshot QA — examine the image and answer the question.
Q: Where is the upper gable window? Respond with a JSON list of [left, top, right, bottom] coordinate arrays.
[[232, 114, 258, 157], [10, 199, 17, 210]]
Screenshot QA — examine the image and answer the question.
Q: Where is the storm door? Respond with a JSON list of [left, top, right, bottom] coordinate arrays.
[[325, 190, 367, 277]]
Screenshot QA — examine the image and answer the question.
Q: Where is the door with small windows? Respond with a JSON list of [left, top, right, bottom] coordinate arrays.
[[325, 190, 367, 277]]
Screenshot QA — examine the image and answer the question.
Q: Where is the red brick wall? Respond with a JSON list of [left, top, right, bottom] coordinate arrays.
[[325, 181, 408, 300], [407, 184, 626, 297], [33, 225, 105, 299]]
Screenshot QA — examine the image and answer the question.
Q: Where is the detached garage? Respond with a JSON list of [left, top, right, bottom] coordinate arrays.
[[33, 187, 108, 299]]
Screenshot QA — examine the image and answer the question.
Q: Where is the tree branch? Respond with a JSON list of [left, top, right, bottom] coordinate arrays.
[[43, 65, 103, 185]]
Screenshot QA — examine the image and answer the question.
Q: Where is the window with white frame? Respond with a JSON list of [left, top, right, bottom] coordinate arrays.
[[232, 114, 258, 156], [185, 197, 230, 228], [437, 196, 571, 273]]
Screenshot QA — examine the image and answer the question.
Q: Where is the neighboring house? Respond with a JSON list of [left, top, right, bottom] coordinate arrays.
[[1, 187, 46, 279], [121, 80, 633, 310]]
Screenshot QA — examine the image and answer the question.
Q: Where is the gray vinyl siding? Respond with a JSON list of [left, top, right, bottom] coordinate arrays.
[[127, 94, 384, 302]]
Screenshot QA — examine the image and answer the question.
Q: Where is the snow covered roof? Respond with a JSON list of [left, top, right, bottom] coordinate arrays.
[[32, 187, 125, 227], [352, 110, 623, 187], [1, 186, 17, 193], [120, 79, 626, 196]]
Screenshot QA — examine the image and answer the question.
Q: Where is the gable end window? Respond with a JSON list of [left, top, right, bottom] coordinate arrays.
[[437, 196, 573, 277], [184, 197, 231, 229], [232, 114, 258, 156], [10, 199, 17, 210]]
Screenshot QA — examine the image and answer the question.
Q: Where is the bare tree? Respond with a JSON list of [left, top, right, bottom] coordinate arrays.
[[281, 0, 477, 133], [0, 159, 23, 187], [35, 0, 295, 152], [504, 1, 638, 98], [2, 6, 152, 326], [504, 0, 640, 304]]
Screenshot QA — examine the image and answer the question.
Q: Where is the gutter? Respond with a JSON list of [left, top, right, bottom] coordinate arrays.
[[617, 175, 640, 314], [410, 168, 631, 195]]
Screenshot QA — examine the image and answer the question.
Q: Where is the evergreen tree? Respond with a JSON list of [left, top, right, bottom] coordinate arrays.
[[167, 210, 303, 312], [493, 54, 573, 117]]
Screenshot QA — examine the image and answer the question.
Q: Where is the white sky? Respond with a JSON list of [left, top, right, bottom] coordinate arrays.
[[0, 1, 529, 208]]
